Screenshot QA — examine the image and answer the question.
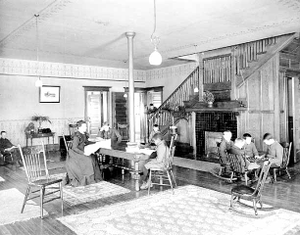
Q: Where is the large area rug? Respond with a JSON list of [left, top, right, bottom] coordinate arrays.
[[59, 185, 300, 235], [51, 173, 131, 206], [0, 188, 46, 225]]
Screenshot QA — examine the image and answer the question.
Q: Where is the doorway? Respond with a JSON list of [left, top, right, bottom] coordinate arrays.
[[84, 87, 110, 137], [286, 75, 300, 165]]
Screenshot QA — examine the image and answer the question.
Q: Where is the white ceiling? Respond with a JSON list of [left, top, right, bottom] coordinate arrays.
[[0, 0, 300, 70]]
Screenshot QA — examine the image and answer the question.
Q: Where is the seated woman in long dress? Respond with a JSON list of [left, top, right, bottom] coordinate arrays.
[[65, 120, 102, 186]]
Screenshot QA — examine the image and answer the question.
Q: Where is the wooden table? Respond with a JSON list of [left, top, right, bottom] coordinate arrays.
[[26, 132, 55, 148], [99, 147, 149, 191]]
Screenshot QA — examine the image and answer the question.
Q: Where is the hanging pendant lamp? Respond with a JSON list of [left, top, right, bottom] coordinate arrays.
[[149, 0, 162, 66]]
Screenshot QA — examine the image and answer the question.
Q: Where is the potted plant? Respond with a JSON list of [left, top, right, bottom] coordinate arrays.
[[31, 115, 51, 131], [24, 122, 36, 135], [203, 90, 215, 107]]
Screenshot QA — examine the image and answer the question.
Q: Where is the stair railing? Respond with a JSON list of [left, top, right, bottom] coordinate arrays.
[[148, 66, 199, 135], [234, 37, 277, 75]]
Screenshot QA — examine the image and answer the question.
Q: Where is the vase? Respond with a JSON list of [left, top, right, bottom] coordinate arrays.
[[208, 101, 213, 108]]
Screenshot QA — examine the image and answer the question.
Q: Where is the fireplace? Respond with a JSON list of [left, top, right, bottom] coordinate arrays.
[[195, 112, 237, 161], [205, 131, 223, 160]]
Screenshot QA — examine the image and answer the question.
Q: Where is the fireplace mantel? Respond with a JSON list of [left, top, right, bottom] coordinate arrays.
[[186, 100, 247, 113]]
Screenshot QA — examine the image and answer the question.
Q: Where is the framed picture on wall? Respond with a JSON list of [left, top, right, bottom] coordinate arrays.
[[39, 85, 60, 103]]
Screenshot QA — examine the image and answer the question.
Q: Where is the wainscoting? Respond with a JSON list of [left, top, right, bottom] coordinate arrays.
[[0, 117, 82, 146]]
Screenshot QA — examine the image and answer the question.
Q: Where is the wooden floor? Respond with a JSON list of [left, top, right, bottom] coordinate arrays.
[[1, 152, 300, 235]]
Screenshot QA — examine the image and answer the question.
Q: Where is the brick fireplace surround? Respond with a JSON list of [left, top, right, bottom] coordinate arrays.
[[195, 112, 238, 162]]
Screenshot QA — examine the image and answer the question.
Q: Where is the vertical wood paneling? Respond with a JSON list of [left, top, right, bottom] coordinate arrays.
[[279, 71, 288, 142], [292, 76, 300, 163], [273, 54, 280, 138], [247, 113, 262, 149], [262, 114, 275, 136], [236, 56, 281, 152], [261, 63, 274, 111], [247, 71, 260, 110], [203, 55, 231, 84]]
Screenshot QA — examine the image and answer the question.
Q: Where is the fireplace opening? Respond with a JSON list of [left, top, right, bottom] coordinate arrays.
[[195, 112, 237, 162]]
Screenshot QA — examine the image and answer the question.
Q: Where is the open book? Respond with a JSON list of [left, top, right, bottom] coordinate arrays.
[[137, 148, 155, 156], [84, 139, 111, 155], [5, 146, 18, 151]]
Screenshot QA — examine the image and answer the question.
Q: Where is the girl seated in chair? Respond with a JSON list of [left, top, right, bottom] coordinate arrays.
[[140, 133, 169, 190]]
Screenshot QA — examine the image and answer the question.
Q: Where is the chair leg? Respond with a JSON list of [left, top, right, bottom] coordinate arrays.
[[273, 168, 277, 182], [230, 172, 234, 183], [166, 171, 174, 194], [170, 170, 177, 188], [258, 200, 263, 209], [229, 194, 234, 208], [60, 182, 64, 213], [159, 175, 163, 185], [147, 170, 152, 196], [286, 167, 291, 179], [253, 199, 258, 216], [21, 185, 31, 213], [254, 170, 258, 180], [219, 167, 224, 176], [40, 187, 45, 219], [245, 172, 248, 186]]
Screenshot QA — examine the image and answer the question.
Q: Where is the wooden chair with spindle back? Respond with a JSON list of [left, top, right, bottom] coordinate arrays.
[[18, 142, 63, 218], [147, 135, 177, 195], [272, 142, 292, 182], [230, 160, 271, 216]]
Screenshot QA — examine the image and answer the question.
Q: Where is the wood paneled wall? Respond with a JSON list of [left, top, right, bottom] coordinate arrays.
[[237, 55, 282, 151]]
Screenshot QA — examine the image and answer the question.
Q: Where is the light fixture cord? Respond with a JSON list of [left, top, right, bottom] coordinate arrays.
[[151, 0, 159, 48], [35, 14, 40, 77]]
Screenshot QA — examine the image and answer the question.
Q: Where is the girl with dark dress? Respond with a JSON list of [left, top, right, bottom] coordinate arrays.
[[65, 120, 102, 186]]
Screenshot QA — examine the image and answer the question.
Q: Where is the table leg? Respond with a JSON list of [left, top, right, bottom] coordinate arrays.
[[133, 160, 140, 191]]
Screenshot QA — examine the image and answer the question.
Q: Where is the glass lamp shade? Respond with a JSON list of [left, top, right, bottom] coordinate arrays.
[[149, 49, 162, 65], [35, 78, 43, 87]]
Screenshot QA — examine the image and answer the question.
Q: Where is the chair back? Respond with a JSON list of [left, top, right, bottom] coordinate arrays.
[[117, 123, 129, 140], [280, 142, 292, 168], [252, 160, 271, 196], [18, 142, 49, 183], [165, 136, 175, 169], [62, 135, 72, 157], [227, 153, 244, 173]]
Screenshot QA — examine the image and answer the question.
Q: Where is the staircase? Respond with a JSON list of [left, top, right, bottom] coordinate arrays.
[[147, 33, 296, 158], [148, 66, 200, 135], [234, 34, 296, 87]]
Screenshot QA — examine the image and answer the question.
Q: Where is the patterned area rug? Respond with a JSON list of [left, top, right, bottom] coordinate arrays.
[[51, 173, 131, 206], [59, 185, 300, 235], [0, 176, 5, 182], [0, 188, 46, 225]]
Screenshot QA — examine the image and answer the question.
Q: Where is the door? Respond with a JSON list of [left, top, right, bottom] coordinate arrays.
[[289, 76, 300, 164], [84, 87, 110, 137], [284, 75, 300, 164]]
